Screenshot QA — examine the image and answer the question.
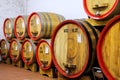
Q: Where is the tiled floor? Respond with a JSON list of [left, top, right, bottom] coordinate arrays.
[[0, 63, 57, 80]]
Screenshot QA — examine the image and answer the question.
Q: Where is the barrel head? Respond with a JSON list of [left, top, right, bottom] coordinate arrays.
[[4, 19, 13, 40], [10, 39, 21, 62], [52, 22, 89, 78], [28, 13, 41, 40], [36, 39, 52, 70], [97, 15, 120, 80], [15, 16, 26, 40], [84, 0, 119, 20], [22, 40, 34, 65], [0, 39, 9, 59]]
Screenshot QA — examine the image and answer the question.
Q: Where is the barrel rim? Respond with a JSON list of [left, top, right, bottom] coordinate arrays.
[[83, 0, 118, 20], [97, 15, 120, 80], [21, 39, 34, 65], [0, 39, 9, 59], [28, 12, 42, 40], [14, 15, 26, 40], [36, 39, 52, 70], [51, 20, 90, 78], [3, 18, 11, 40], [9, 39, 20, 62]]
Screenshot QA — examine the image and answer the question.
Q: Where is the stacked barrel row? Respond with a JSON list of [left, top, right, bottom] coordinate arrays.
[[1, 12, 65, 75], [3, 12, 65, 40]]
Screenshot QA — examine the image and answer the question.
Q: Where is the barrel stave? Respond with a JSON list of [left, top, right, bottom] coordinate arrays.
[[28, 12, 65, 40]]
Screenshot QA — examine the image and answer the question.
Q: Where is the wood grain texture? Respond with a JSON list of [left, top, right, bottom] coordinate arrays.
[[24, 63, 38, 72], [22, 39, 36, 65], [84, 0, 120, 19], [15, 16, 28, 39], [29, 14, 41, 38], [10, 39, 21, 62], [12, 59, 24, 68], [28, 12, 65, 40], [4, 18, 15, 40], [85, 18, 108, 26], [38, 39, 52, 68], [23, 42, 33, 61], [58, 72, 91, 80], [0, 39, 9, 60], [102, 21, 120, 80], [53, 20, 100, 76], [86, 0, 115, 15]]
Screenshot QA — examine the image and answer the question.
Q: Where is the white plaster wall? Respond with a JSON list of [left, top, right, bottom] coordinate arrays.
[[0, 0, 87, 39], [0, 0, 26, 39], [26, 0, 87, 19]]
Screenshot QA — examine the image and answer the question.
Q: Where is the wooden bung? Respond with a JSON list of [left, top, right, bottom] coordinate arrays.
[[97, 15, 120, 80], [51, 19, 100, 78], [28, 12, 65, 40], [83, 0, 120, 20]]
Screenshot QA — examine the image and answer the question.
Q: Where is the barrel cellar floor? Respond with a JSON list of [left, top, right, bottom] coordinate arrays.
[[0, 63, 57, 80]]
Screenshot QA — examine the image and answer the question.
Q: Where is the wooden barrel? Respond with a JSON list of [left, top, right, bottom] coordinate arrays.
[[14, 15, 28, 40], [0, 39, 9, 60], [51, 19, 100, 78], [85, 18, 108, 32], [3, 18, 15, 41], [28, 12, 65, 40], [9, 39, 21, 62], [36, 39, 52, 70], [83, 0, 120, 20], [21, 39, 36, 65], [97, 15, 120, 80]]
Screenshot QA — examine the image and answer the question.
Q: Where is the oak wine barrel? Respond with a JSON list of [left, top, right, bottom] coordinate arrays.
[[3, 18, 15, 41], [97, 15, 120, 80], [28, 12, 65, 40], [51, 19, 100, 78], [36, 39, 52, 70], [21, 39, 36, 65], [83, 0, 120, 20], [0, 39, 9, 60], [9, 39, 22, 62], [14, 15, 28, 40]]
